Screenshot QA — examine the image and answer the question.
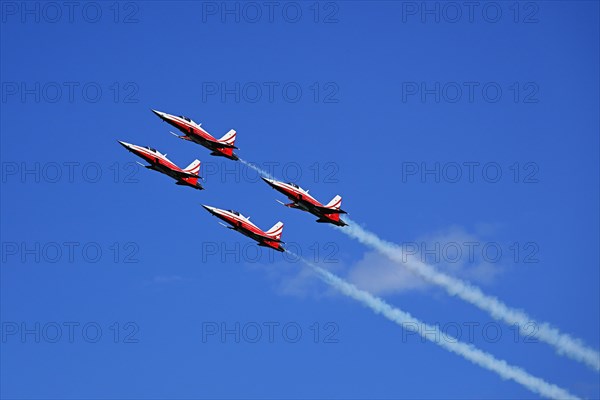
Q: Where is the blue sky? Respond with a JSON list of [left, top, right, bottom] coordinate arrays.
[[1, 1, 599, 399]]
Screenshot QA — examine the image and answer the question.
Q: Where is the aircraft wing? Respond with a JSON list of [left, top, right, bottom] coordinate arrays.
[[170, 169, 199, 179], [298, 201, 347, 215], [207, 139, 238, 149], [171, 131, 236, 148], [312, 205, 347, 214], [224, 222, 284, 243], [246, 230, 285, 243]]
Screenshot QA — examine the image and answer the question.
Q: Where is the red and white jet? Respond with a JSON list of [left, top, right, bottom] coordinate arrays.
[[118, 141, 203, 190], [261, 177, 347, 226], [202, 205, 285, 252], [151, 109, 238, 161]]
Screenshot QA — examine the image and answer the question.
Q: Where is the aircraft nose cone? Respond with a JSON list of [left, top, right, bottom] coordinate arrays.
[[151, 109, 164, 118], [201, 204, 215, 214], [261, 177, 275, 186], [118, 140, 131, 149]]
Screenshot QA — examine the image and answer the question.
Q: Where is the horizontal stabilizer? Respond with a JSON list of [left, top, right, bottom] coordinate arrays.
[[213, 142, 237, 149], [315, 206, 347, 214], [210, 150, 239, 160], [175, 181, 203, 190], [173, 170, 199, 179], [258, 242, 285, 252], [316, 217, 348, 227]]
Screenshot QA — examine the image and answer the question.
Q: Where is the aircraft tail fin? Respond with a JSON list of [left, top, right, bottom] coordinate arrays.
[[265, 221, 284, 241], [325, 195, 342, 210], [178, 159, 202, 189], [183, 159, 201, 176], [212, 129, 238, 159], [218, 129, 237, 147], [319, 195, 346, 222]]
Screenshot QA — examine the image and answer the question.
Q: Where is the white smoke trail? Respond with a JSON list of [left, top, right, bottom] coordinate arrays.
[[341, 219, 600, 372], [241, 159, 599, 371], [239, 158, 275, 180], [291, 254, 580, 400]]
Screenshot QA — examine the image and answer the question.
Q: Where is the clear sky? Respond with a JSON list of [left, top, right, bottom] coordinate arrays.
[[1, 1, 599, 399]]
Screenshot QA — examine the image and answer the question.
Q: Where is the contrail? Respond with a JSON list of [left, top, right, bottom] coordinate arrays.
[[239, 158, 275, 180], [242, 161, 599, 371], [340, 219, 600, 372], [290, 253, 580, 400]]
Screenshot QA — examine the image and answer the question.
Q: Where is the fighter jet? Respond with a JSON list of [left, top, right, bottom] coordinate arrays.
[[151, 109, 238, 161], [261, 177, 347, 226], [118, 141, 203, 190], [202, 205, 284, 252]]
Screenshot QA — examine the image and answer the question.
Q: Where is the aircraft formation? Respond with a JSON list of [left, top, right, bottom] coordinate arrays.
[[120, 110, 347, 252]]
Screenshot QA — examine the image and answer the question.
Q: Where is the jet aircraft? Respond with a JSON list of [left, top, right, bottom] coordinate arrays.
[[202, 205, 285, 252], [118, 141, 203, 190], [151, 109, 238, 160], [261, 177, 347, 226]]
